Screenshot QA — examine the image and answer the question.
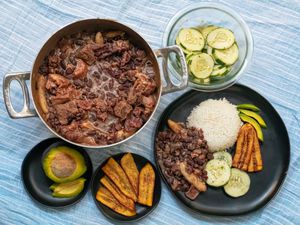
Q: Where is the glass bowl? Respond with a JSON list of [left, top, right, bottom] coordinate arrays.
[[163, 2, 253, 92]]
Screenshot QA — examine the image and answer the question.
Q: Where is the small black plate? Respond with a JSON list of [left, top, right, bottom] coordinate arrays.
[[154, 84, 290, 216], [91, 152, 161, 222], [21, 137, 93, 208]]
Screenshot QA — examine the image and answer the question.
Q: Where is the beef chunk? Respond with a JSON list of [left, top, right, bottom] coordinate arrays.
[[55, 101, 78, 125], [73, 59, 88, 78], [114, 100, 132, 120]]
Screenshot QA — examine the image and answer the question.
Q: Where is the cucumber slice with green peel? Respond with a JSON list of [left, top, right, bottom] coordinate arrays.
[[190, 53, 214, 79], [178, 28, 205, 51], [175, 36, 192, 54], [205, 159, 231, 187], [239, 113, 264, 141], [213, 43, 239, 65], [238, 109, 267, 128], [207, 28, 235, 49], [213, 151, 232, 167], [224, 168, 250, 198], [192, 77, 210, 84], [237, 104, 260, 112], [200, 25, 218, 39], [210, 65, 228, 77]]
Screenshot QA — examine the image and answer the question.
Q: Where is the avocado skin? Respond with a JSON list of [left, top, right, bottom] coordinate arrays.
[[43, 146, 87, 183]]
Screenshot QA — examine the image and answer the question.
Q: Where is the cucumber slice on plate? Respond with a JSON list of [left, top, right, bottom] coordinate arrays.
[[213, 151, 232, 167], [213, 43, 239, 65], [224, 168, 251, 198], [190, 53, 214, 79], [205, 159, 231, 187], [200, 25, 218, 39], [175, 36, 192, 54], [178, 28, 205, 51], [207, 28, 235, 49]]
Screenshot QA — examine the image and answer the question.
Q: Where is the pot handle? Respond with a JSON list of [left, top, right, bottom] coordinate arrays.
[[155, 45, 188, 95], [3, 72, 37, 118]]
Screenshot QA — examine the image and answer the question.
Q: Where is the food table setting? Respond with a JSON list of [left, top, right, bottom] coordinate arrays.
[[0, 0, 299, 224]]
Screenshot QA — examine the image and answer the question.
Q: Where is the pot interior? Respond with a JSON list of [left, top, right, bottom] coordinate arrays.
[[31, 19, 161, 147]]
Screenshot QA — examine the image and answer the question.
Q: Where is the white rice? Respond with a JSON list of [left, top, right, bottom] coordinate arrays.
[[187, 98, 241, 152]]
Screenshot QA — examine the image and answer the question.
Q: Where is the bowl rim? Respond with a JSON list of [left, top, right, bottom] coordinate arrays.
[[162, 2, 254, 92]]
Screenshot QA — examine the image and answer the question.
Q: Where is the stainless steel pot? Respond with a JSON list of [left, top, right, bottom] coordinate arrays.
[[3, 19, 188, 148]]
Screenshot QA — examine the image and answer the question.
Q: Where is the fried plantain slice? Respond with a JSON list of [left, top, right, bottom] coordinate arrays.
[[102, 158, 137, 201], [232, 124, 248, 167], [248, 150, 255, 172], [100, 176, 135, 211], [120, 153, 139, 196], [253, 131, 263, 171], [241, 127, 255, 171], [138, 163, 155, 207], [180, 162, 207, 192], [96, 186, 136, 217], [167, 119, 183, 134]]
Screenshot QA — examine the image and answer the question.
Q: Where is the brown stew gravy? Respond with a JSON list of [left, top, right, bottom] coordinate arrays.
[[37, 31, 157, 145]]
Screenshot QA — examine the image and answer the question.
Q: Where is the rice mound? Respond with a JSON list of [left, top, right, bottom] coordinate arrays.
[[187, 98, 241, 152]]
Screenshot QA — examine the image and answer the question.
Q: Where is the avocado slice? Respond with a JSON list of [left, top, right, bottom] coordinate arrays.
[[238, 109, 267, 128], [239, 113, 264, 141], [237, 103, 260, 112], [52, 178, 86, 198], [43, 146, 87, 183]]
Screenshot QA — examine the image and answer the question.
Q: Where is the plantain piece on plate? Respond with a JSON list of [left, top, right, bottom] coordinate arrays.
[[96, 186, 136, 217], [138, 163, 155, 207], [179, 162, 207, 192], [241, 127, 255, 170], [167, 119, 183, 134], [120, 153, 139, 196], [248, 131, 263, 172], [102, 158, 137, 202], [232, 124, 251, 168], [100, 176, 135, 211], [239, 127, 255, 171]]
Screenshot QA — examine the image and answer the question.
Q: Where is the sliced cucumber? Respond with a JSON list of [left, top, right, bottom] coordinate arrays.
[[224, 168, 250, 198], [176, 36, 191, 54], [190, 53, 214, 79], [210, 65, 228, 77], [213, 43, 239, 65], [213, 151, 232, 167], [206, 46, 213, 56], [200, 25, 218, 39], [192, 77, 210, 84], [178, 28, 205, 51], [205, 159, 231, 187], [207, 28, 235, 49]]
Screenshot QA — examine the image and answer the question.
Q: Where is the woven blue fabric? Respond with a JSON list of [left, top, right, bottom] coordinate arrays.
[[0, 0, 299, 224]]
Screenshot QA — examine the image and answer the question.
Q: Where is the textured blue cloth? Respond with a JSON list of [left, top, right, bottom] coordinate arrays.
[[0, 0, 299, 224]]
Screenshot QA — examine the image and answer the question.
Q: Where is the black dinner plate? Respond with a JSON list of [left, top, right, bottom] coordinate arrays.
[[154, 84, 290, 216], [21, 137, 93, 208], [91, 152, 161, 222]]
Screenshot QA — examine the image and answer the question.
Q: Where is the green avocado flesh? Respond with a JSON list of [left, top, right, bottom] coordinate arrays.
[[237, 103, 260, 112], [43, 146, 87, 183], [239, 113, 264, 142], [238, 109, 267, 128], [51, 178, 86, 198]]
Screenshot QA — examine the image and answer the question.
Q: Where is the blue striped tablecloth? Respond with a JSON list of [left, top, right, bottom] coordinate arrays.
[[0, 0, 299, 224]]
